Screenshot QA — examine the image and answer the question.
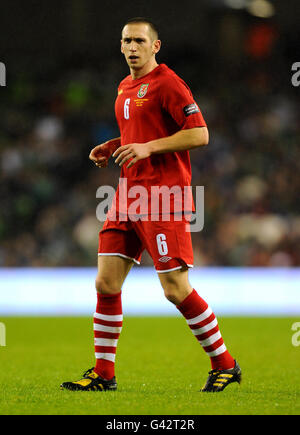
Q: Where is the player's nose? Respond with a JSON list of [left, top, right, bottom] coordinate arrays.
[[129, 42, 138, 51]]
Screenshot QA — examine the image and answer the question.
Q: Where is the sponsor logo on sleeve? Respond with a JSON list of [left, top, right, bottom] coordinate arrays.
[[183, 102, 200, 117]]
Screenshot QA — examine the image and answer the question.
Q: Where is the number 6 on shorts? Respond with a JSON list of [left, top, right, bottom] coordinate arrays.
[[156, 233, 168, 256]]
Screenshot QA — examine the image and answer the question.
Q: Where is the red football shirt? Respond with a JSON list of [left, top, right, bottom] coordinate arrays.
[[112, 63, 207, 217]]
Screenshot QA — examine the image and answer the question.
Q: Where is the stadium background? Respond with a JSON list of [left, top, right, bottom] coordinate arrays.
[[0, 0, 300, 316]]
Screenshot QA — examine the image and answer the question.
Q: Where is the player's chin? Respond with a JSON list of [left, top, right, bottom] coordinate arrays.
[[127, 59, 140, 68]]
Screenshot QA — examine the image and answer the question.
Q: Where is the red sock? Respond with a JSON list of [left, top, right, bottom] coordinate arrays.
[[177, 289, 235, 370], [93, 292, 123, 380]]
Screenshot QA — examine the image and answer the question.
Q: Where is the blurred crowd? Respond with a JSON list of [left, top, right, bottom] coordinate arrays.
[[1, 18, 299, 268]]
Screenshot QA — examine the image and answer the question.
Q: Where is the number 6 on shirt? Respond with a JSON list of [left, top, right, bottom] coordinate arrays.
[[124, 98, 130, 120], [156, 233, 168, 256]]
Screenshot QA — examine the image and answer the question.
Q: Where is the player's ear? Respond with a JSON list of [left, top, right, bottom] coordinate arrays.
[[121, 40, 124, 54], [153, 39, 161, 55]]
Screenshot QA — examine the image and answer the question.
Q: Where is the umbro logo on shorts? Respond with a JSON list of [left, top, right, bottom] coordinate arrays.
[[158, 256, 172, 263]]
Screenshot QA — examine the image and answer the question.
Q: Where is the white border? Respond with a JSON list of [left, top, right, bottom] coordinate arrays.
[[98, 252, 140, 265], [156, 264, 194, 274]]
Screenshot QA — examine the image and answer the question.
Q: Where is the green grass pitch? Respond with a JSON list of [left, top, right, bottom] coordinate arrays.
[[0, 316, 299, 415]]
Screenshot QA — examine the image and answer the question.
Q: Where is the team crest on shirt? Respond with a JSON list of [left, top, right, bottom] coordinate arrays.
[[137, 83, 149, 98]]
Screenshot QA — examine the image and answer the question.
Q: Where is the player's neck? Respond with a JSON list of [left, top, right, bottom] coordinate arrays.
[[130, 59, 159, 80]]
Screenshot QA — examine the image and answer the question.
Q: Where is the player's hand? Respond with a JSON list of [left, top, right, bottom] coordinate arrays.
[[89, 139, 121, 168], [89, 143, 110, 168], [113, 143, 152, 169]]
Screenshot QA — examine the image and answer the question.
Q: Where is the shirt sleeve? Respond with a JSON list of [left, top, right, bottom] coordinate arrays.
[[160, 75, 207, 130]]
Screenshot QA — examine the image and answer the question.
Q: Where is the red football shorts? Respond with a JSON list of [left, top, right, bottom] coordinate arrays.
[[98, 215, 193, 273]]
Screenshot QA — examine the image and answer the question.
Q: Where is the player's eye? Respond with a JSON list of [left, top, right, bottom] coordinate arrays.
[[124, 38, 132, 43]]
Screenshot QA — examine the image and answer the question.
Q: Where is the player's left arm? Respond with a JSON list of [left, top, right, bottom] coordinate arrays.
[[148, 126, 209, 154], [113, 127, 209, 169]]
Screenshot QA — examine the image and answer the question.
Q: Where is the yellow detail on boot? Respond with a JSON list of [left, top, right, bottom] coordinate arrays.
[[74, 379, 92, 387]]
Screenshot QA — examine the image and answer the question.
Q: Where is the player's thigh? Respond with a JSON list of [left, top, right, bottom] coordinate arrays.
[[96, 255, 133, 294], [97, 219, 144, 294], [158, 267, 193, 305]]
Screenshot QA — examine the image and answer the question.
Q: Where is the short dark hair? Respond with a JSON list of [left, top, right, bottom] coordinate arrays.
[[122, 17, 159, 41]]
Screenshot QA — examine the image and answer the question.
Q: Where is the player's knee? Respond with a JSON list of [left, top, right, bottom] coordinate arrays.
[[161, 275, 193, 305], [164, 286, 192, 305], [164, 289, 180, 304], [162, 281, 183, 305], [95, 275, 121, 295]]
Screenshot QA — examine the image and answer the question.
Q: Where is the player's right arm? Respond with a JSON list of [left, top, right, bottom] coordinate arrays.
[[89, 137, 121, 168]]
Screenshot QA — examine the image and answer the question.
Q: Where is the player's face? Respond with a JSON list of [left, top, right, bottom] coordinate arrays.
[[121, 23, 160, 72]]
